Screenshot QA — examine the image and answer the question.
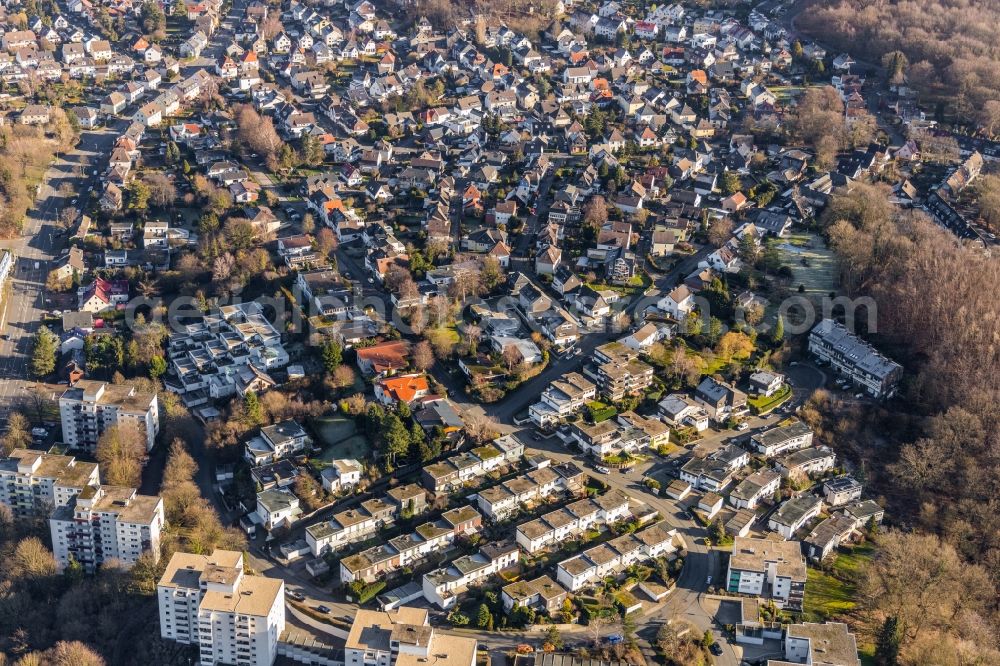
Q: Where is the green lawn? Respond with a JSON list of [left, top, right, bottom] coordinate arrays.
[[803, 545, 874, 622], [773, 233, 839, 296], [804, 566, 856, 621], [311, 415, 371, 464], [748, 385, 793, 414]]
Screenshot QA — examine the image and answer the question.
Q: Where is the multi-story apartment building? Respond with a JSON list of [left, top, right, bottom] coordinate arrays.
[[581, 341, 655, 402], [59, 380, 159, 452], [0, 449, 99, 517], [516, 490, 632, 553], [422, 541, 520, 609], [556, 522, 679, 591], [529, 372, 597, 427], [679, 444, 749, 491], [157, 549, 285, 666], [49, 484, 164, 573], [594, 357, 655, 402], [750, 420, 813, 457], [808, 318, 902, 399], [727, 536, 807, 610], [728, 470, 781, 510], [345, 607, 477, 666]]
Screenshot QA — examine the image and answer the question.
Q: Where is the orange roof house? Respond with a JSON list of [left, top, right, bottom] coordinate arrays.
[[356, 340, 411, 376], [374, 374, 430, 405], [687, 69, 708, 86], [463, 184, 482, 207]]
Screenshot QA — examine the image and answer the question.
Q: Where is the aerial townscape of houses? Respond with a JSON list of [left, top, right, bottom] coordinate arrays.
[[0, 0, 933, 662]]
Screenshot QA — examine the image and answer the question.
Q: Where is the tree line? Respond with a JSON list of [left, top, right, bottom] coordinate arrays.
[[799, 0, 1000, 132], [807, 182, 1000, 662]]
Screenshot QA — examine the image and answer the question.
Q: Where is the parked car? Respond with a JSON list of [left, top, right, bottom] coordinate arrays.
[[31, 427, 47, 437], [736, 422, 750, 431], [285, 590, 305, 601], [316, 605, 331, 614], [710, 642, 723, 656], [595, 465, 611, 474]]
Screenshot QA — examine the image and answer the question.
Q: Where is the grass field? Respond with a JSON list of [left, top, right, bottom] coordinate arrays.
[[312, 415, 370, 464], [803, 544, 875, 622], [774, 232, 839, 296]]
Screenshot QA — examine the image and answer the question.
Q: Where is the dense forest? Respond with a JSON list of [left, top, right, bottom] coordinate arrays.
[[800, 183, 1000, 662], [798, 0, 1000, 131]]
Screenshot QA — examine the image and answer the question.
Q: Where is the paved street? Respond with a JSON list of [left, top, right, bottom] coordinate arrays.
[[0, 125, 121, 415]]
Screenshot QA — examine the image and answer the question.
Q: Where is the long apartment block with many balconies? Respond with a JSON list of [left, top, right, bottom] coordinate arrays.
[[59, 380, 159, 453], [0, 448, 99, 518], [49, 483, 164, 573], [157, 549, 285, 666]]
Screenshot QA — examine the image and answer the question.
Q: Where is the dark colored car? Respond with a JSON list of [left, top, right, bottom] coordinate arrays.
[[710, 642, 723, 656], [316, 605, 332, 614]]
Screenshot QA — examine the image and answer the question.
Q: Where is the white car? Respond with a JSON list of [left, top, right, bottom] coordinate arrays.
[[736, 422, 750, 431], [31, 427, 47, 437], [594, 465, 611, 474]]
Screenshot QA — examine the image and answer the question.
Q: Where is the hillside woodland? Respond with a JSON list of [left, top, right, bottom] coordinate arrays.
[[801, 183, 1000, 662], [798, 0, 1000, 131]]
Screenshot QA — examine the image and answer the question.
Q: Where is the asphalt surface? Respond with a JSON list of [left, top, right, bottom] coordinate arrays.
[[0, 125, 120, 415]]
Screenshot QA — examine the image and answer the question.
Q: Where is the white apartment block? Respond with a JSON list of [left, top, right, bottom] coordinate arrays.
[[728, 470, 781, 510], [0, 449, 99, 517], [750, 420, 814, 457], [345, 607, 476, 666], [516, 490, 632, 554], [166, 302, 289, 405], [769, 495, 823, 540], [49, 484, 164, 573], [556, 522, 679, 591], [808, 318, 902, 399], [158, 549, 285, 666], [529, 372, 597, 427], [422, 541, 520, 609], [59, 380, 159, 452], [726, 536, 806, 610]]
